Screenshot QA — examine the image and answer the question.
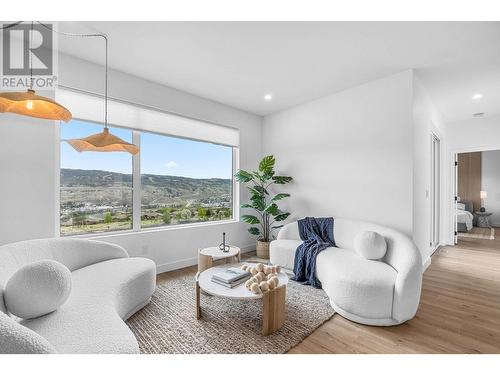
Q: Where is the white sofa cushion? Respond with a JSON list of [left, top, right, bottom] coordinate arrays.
[[316, 247, 397, 319], [20, 257, 156, 354], [5, 260, 72, 320], [353, 231, 387, 260]]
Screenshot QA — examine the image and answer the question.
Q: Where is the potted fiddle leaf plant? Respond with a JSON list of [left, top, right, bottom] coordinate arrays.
[[235, 155, 292, 259]]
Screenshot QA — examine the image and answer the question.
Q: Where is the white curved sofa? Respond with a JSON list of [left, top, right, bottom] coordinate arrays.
[[270, 219, 422, 326], [0, 238, 156, 354]]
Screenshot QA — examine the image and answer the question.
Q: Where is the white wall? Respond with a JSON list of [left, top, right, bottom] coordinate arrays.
[[0, 114, 59, 244], [481, 150, 500, 226], [443, 114, 500, 243], [262, 71, 414, 235], [412, 75, 446, 266], [0, 53, 263, 273]]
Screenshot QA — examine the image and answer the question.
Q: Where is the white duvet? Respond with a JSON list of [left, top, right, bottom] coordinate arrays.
[[457, 209, 473, 231]]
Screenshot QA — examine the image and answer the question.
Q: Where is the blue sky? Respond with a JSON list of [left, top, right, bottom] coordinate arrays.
[[61, 120, 233, 179]]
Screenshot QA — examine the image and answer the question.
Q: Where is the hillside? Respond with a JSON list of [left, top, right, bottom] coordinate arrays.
[[60, 168, 232, 207]]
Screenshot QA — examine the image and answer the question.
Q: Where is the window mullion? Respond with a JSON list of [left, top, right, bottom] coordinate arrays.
[[132, 131, 141, 231]]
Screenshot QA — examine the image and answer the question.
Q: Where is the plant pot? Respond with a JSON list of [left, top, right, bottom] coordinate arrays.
[[256, 240, 270, 259]]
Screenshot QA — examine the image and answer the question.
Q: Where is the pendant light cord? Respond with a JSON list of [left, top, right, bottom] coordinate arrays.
[[36, 21, 109, 128], [0, 21, 23, 29]]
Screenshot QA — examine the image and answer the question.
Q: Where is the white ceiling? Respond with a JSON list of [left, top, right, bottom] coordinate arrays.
[[56, 22, 500, 121]]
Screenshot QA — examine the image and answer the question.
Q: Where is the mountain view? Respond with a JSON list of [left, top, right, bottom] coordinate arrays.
[[60, 168, 233, 234]]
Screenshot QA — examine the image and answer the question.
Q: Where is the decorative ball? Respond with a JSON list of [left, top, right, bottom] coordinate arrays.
[[249, 276, 258, 284], [257, 271, 266, 280], [271, 266, 278, 273], [263, 266, 271, 275], [250, 283, 262, 294], [267, 273, 277, 279], [256, 263, 264, 272], [259, 281, 269, 292], [267, 279, 276, 290], [270, 276, 279, 288], [245, 279, 253, 289], [250, 267, 258, 275], [241, 265, 248, 271], [254, 273, 263, 283], [275, 265, 281, 273]]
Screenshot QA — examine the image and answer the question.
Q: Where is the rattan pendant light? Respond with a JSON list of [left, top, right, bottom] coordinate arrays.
[[52, 23, 139, 155], [0, 22, 72, 122]]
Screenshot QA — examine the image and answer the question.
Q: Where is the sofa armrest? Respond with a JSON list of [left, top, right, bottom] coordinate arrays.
[[0, 311, 57, 354], [382, 232, 423, 323]]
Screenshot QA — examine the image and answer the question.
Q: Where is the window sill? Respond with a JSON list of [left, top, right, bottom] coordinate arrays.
[[60, 218, 240, 239]]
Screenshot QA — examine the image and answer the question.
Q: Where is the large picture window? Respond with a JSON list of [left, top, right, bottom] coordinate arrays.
[[60, 120, 235, 236]]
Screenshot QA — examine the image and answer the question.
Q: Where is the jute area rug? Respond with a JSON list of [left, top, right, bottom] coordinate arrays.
[[126, 269, 335, 354], [458, 227, 495, 240]]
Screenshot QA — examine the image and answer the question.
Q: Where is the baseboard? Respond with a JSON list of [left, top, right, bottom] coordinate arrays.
[[155, 243, 255, 274]]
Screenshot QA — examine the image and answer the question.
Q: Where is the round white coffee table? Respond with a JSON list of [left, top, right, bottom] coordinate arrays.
[[195, 263, 288, 335], [197, 246, 241, 273]]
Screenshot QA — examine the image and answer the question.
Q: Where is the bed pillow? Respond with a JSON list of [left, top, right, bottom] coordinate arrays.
[[4, 260, 72, 320], [457, 202, 466, 210], [354, 231, 387, 260]]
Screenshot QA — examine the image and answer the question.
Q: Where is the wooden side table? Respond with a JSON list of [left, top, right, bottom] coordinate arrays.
[[197, 246, 241, 273], [475, 212, 493, 228]]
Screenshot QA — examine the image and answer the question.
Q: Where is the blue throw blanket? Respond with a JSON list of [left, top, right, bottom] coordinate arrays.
[[292, 217, 335, 288]]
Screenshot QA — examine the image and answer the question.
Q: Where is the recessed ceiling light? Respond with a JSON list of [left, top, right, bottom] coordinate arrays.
[[473, 112, 485, 118], [472, 93, 483, 100], [264, 94, 272, 101]]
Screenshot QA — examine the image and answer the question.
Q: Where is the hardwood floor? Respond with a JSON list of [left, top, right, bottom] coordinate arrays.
[[289, 236, 500, 353], [156, 239, 500, 353]]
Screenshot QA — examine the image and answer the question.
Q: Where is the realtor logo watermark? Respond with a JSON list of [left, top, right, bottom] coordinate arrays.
[[1, 22, 58, 90]]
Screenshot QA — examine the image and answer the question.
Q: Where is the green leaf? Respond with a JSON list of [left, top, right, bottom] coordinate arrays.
[[248, 227, 261, 235], [259, 155, 275, 174], [272, 175, 293, 184], [252, 185, 268, 195], [240, 203, 253, 209], [264, 203, 279, 215], [274, 212, 290, 222], [241, 215, 260, 225], [234, 170, 254, 183], [248, 187, 266, 199], [271, 193, 290, 202], [250, 195, 266, 211]]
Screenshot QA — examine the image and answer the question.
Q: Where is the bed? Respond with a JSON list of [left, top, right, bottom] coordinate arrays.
[[457, 200, 474, 232]]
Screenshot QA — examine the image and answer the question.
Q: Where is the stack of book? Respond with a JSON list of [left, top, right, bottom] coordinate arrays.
[[211, 267, 251, 288]]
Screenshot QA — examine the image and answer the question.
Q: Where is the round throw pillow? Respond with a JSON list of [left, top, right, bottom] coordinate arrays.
[[4, 260, 72, 319], [354, 231, 387, 260]]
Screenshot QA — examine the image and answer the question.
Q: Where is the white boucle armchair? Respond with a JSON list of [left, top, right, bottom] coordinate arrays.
[[270, 218, 423, 326], [0, 238, 156, 354]]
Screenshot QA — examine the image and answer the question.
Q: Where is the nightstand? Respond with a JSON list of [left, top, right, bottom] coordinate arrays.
[[475, 212, 493, 228]]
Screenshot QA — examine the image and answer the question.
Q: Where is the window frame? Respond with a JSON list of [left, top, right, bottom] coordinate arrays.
[[57, 118, 239, 238]]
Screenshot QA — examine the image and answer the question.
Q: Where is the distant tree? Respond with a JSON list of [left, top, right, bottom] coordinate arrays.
[[104, 212, 113, 228], [198, 207, 207, 219], [163, 211, 171, 225], [206, 209, 212, 218], [180, 209, 192, 220]]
